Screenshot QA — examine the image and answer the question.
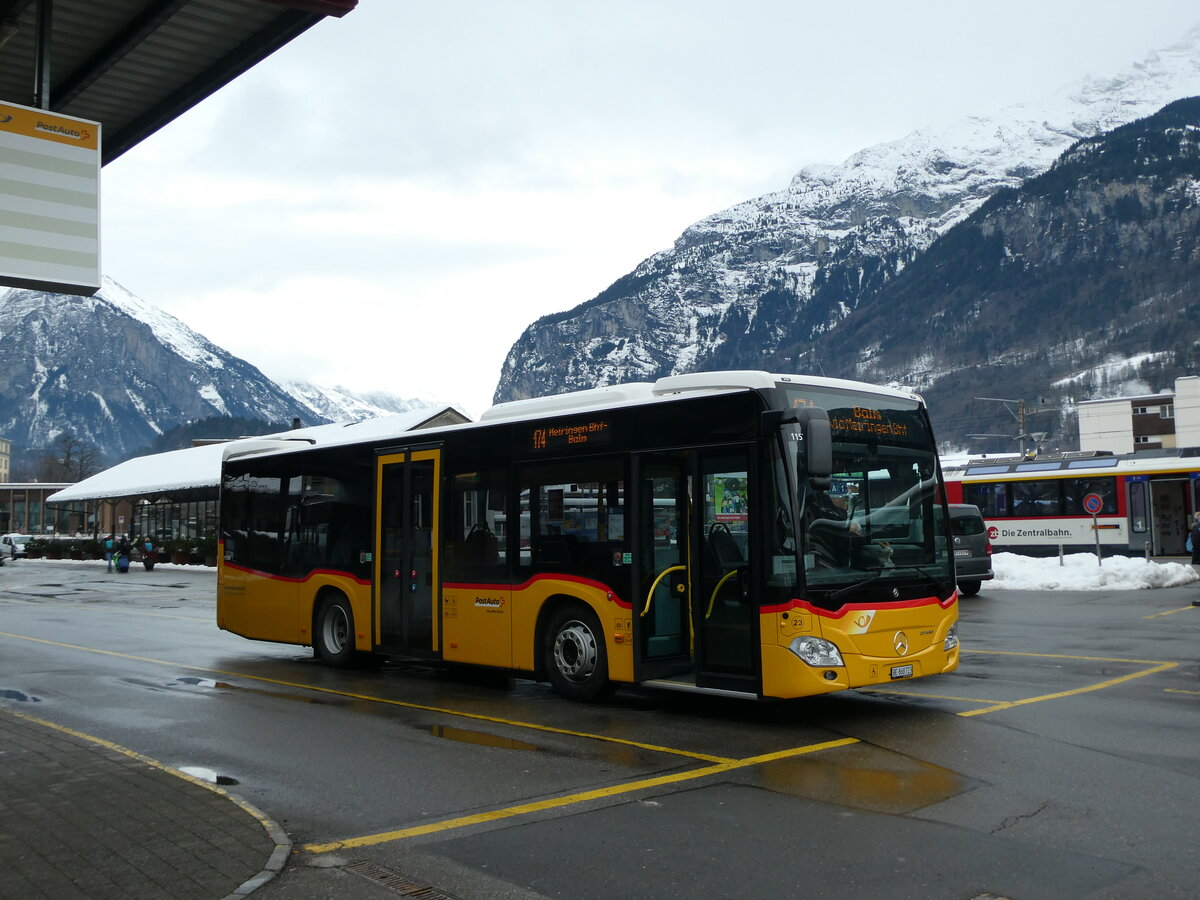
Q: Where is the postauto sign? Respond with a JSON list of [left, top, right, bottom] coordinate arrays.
[[0, 100, 100, 295]]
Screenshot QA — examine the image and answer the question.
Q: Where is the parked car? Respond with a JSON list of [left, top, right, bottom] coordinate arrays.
[[2, 533, 33, 559], [947, 504, 993, 597]]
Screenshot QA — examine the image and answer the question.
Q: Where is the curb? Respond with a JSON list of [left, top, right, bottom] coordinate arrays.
[[1, 706, 291, 898]]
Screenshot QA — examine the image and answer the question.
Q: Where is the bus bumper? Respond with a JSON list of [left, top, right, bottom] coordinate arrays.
[[760, 639, 959, 699]]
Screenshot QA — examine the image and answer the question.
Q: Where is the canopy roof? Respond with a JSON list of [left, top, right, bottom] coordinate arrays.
[[47, 407, 468, 505], [0, 0, 357, 164]]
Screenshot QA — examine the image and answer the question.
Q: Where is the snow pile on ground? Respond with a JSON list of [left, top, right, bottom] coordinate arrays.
[[990, 552, 1199, 591]]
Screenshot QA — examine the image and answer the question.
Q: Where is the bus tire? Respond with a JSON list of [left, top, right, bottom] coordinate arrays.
[[315, 595, 357, 667], [958, 579, 981, 598], [544, 604, 612, 701]]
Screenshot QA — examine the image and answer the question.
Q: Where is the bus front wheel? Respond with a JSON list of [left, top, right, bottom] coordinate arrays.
[[315, 595, 356, 667], [544, 605, 612, 701]]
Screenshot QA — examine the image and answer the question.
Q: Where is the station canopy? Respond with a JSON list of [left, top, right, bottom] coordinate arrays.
[[0, 0, 358, 165]]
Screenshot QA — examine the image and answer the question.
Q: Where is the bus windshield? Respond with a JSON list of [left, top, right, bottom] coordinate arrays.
[[778, 384, 953, 595]]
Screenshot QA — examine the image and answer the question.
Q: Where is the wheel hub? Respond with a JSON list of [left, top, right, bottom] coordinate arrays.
[[323, 606, 349, 654], [553, 621, 598, 684]]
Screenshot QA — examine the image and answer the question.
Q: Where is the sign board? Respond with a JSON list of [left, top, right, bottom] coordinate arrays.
[[984, 517, 1127, 547], [1082, 493, 1104, 515], [0, 100, 100, 295]]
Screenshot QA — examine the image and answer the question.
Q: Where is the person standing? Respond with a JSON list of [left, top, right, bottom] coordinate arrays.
[[116, 534, 131, 573]]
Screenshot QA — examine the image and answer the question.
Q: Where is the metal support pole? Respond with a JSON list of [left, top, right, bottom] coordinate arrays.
[[33, 0, 53, 109]]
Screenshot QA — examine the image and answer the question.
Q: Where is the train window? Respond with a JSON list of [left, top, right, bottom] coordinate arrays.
[[963, 482, 1009, 517], [1012, 480, 1061, 516], [1063, 478, 1117, 516]]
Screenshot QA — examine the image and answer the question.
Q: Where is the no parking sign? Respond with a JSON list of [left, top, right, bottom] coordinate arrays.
[[1083, 493, 1103, 563]]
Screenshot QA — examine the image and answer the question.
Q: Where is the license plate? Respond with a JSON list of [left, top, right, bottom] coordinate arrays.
[[954, 549, 971, 557], [890, 664, 913, 679]]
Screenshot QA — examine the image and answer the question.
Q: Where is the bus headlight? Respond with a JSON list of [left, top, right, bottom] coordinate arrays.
[[788, 636, 844, 667], [943, 623, 959, 652]]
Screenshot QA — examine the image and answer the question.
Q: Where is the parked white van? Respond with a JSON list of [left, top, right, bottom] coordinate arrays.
[[2, 533, 32, 559]]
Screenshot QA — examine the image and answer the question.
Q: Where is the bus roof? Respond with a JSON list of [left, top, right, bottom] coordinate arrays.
[[480, 371, 923, 425], [223, 371, 925, 464]]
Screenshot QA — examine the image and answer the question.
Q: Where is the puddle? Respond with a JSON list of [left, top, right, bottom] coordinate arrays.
[[431, 724, 540, 752], [178, 765, 239, 785], [757, 743, 977, 814], [162, 675, 328, 705], [0, 689, 41, 702]]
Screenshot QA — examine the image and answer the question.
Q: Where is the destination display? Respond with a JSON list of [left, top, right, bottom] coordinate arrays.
[[780, 385, 924, 447], [529, 418, 612, 452]]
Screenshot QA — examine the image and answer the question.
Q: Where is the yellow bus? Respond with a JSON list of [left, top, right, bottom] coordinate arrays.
[[217, 371, 959, 700]]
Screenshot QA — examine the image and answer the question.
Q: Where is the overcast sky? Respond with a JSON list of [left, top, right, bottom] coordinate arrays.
[[99, 1, 1200, 417]]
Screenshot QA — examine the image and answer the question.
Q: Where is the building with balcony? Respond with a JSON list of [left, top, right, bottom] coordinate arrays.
[[1078, 376, 1200, 454]]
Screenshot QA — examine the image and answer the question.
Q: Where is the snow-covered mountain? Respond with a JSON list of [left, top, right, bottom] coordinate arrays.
[[279, 379, 442, 424], [0, 277, 441, 462], [494, 26, 1200, 409], [820, 96, 1200, 451]]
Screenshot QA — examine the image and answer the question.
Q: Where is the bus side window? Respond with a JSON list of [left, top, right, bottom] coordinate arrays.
[[443, 467, 507, 582], [221, 473, 285, 573], [518, 462, 626, 577]]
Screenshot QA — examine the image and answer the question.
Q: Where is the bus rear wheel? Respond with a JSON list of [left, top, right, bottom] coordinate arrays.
[[315, 595, 356, 667], [544, 605, 612, 701]]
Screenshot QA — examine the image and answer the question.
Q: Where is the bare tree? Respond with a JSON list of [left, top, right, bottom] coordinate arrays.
[[38, 432, 101, 482]]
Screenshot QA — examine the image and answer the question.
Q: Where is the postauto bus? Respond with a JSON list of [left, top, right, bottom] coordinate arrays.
[[217, 371, 959, 700]]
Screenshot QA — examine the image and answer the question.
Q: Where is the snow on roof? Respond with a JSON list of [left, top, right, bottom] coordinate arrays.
[[46, 407, 467, 504], [46, 442, 227, 504]]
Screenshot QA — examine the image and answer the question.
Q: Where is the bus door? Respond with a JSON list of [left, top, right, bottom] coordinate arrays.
[[635, 453, 692, 679], [634, 449, 758, 690], [375, 449, 441, 655], [695, 451, 757, 688]]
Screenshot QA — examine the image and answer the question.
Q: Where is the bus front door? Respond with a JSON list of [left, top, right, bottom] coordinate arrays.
[[375, 449, 441, 655], [634, 449, 758, 692], [635, 453, 692, 680]]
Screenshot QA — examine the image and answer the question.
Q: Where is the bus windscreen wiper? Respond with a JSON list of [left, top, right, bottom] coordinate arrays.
[[827, 570, 885, 603]]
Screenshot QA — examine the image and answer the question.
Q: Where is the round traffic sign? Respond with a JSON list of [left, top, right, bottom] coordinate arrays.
[[1083, 492, 1104, 515]]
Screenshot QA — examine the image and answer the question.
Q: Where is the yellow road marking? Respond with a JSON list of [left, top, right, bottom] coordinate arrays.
[[0, 630, 731, 763], [0, 705, 284, 839], [302, 737, 860, 854], [1143, 606, 1198, 619], [1165, 688, 1200, 696], [2, 631, 1182, 852], [966, 648, 1174, 665], [957, 660, 1177, 717]]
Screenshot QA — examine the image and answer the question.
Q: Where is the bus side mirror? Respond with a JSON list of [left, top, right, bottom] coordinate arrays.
[[797, 408, 833, 490]]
